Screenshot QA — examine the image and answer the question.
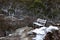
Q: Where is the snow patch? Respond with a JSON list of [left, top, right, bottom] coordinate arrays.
[[28, 25, 59, 40]]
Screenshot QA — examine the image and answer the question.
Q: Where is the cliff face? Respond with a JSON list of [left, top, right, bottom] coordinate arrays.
[[0, 0, 60, 40]]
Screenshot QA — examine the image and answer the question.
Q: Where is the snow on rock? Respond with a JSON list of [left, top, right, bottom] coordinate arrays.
[[32, 27, 47, 34], [33, 22, 44, 26], [46, 25, 59, 33], [33, 18, 47, 26], [28, 25, 59, 40], [37, 18, 47, 24]]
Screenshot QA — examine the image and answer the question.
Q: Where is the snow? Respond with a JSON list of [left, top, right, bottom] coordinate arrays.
[[33, 18, 47, 26], [33, 22, 44, 26], [28, 25, 59, 40], [37, 18, 47, 24], [8, 34, 13, 36], [46, 25, 59, 33], [32, 27, 47, 34]]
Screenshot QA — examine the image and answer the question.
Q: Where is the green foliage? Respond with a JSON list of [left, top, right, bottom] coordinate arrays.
[[34, 0, 42, 3], [0, 0, 60, 19]]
